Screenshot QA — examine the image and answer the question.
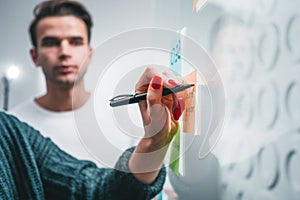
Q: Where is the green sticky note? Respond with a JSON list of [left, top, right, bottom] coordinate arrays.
[[169, 125, 181, 175]]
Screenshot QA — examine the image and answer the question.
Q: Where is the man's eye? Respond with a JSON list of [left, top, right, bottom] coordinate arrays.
[[70, 39, 83, 46], [42, 40, 59, 47]]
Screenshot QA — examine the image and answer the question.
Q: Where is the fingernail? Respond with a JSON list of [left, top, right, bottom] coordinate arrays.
[[168, 79, 178, 86], [151, 75, 162, 89], [173, 98, 185, 120], [173, 107, 181, 120]]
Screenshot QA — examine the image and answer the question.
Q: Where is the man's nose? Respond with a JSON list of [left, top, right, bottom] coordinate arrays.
[[58, 40, 71, 60]]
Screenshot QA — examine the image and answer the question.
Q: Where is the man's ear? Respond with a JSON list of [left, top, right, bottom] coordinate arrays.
[[85, 46, 93, 64], [89, 46, 93, 58], [30, 48, 40, 67]]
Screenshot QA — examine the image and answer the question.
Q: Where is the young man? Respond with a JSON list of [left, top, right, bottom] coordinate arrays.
[[10, 0, 99, 164]]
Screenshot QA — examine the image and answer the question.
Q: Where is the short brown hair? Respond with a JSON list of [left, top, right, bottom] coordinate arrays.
[[29, 0, 93, 47]]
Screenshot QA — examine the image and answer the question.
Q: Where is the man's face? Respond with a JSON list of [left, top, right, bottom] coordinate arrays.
[[31, 15, 92, 88]]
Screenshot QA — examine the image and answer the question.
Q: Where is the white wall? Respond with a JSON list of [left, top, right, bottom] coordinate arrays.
[[209, 0, 300, 199]]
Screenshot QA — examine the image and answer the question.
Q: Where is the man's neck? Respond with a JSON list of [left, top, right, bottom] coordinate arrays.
[[35, 82, 90, 112]]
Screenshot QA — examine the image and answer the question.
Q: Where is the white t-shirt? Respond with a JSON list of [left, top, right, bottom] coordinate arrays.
[[9, 98, 103, 167]]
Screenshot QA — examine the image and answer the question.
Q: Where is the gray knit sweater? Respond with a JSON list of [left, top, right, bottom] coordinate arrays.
[[0, 112, 165, 200]]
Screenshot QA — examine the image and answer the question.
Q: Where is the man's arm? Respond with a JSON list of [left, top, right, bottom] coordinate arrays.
[[13, 115, 166, 199]]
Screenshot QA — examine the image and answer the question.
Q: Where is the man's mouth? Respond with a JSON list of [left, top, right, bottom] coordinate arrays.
[[55, 65, 76, 73]]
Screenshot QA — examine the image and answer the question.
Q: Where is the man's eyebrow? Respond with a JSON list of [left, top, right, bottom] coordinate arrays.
[[41, 36, 60, 41], [41, 36, 84, 41], [69, 36, 84, 40]]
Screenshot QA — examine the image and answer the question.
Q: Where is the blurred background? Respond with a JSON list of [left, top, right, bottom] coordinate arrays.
[[1, 0, 299, 199]]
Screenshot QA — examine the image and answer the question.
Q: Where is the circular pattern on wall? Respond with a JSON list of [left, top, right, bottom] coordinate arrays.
[[283, 129, 300, 192], [258, 23, 280, 71], [237, 158, 254, 180], [227, 162, 236, 172], [286, 150, 300, 190], [236, 191, 253, 200], [285, 81, 300, 122], [257, 144, 280, 190], [286, 14, 300, 63], [257, 81, 279, 129]]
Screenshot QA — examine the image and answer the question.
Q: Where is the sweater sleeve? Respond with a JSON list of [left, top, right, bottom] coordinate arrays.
[[22, 119, 166, 200]]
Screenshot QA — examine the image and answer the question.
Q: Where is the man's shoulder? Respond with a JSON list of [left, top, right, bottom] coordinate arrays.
[[8, 98, 52, 133], [9, 98, 36, 115], [8, 99, 39, 122]]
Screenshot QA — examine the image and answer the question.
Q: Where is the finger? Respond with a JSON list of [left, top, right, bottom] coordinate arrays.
[[138, 100, 149, 125], [135, 67, 160, 93], [162, 71, 185, 108], [144, 105, 168, 138], [160, 72, 179, 110], [162, 70, 183, 87], [161, 94, 174, 113], [147, 75, 163, 107], [145, 75, 169, 137], [173, 97, 185, 121]]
